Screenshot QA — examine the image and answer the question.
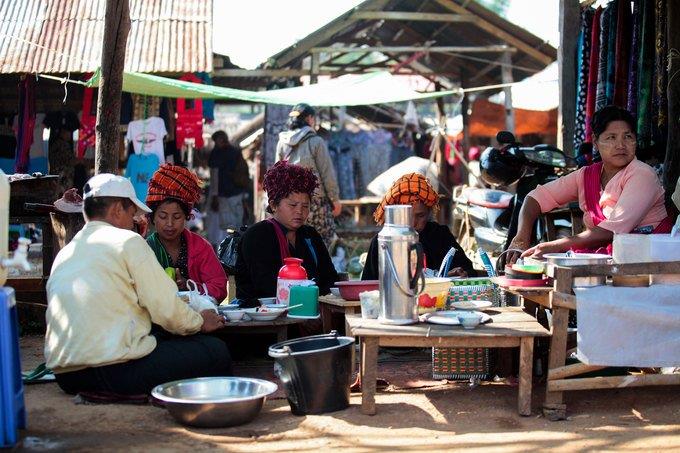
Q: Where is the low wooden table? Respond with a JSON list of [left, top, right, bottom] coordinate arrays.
[[346, 307, 550, 416], [217, 317, 305, 342], [318, 295, 361, 334]]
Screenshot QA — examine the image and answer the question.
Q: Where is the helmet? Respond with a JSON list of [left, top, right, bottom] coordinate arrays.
[[479, 146, 525, 187]]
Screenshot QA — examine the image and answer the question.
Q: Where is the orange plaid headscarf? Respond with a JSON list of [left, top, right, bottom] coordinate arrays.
[[373, 172, 439, 225], [146, 164, 203, 211]]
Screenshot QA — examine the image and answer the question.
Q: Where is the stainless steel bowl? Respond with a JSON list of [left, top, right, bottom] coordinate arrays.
[[544, 252, 611, 287], [152, 377, 277, 428]]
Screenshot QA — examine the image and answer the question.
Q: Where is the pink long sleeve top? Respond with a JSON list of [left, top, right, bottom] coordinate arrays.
[[184, 229, 228, 302], [527, 159, 668, 234]]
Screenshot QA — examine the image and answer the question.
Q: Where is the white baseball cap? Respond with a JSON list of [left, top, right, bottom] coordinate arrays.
[[83, 173, 151, 213]]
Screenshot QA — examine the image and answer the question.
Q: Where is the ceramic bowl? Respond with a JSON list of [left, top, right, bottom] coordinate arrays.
[[456, 311, 482, 329], [224, 309, 246, 322]]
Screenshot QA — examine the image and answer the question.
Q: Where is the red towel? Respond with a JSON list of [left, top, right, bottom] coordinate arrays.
[[584, 7, 603, 141]]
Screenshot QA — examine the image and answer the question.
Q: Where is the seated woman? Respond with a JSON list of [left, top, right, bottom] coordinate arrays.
[[145, 164, 228, 302], [362, 172, 475, 280], [506, 105, 671, 264], [235, 161, 338, 300]]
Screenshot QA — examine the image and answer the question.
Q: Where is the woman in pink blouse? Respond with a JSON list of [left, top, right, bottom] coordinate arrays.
[[506, 105, 672, 263]]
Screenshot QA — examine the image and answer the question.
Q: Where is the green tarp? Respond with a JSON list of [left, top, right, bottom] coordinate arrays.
[[86, 69, 461, 106]]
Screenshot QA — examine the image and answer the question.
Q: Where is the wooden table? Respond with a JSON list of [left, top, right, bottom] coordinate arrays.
[[346, 307, 550, 416], [217, 317, 305, 342], [318, 295, 360, 334]]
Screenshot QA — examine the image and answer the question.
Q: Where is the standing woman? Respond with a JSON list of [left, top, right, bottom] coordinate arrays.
[[276, 103, 341, 248], [145, 164, 228, 301]]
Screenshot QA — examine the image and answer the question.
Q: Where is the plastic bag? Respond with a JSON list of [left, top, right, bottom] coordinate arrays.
[[185, 280, 218, 313], [217, 226, 247, 274]]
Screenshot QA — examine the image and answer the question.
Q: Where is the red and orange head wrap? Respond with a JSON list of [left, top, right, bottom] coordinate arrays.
[[146, 164, 203, 213], [373, 172, 439, 225], [263, 161, 319, 207]]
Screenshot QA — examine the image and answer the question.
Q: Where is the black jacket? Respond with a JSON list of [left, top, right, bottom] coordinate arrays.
[[361, 221, 475, 280], [235, 220, 338, 301]]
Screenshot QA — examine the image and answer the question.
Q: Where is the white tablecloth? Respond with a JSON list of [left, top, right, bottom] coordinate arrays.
[[575, 284, 680, 367]]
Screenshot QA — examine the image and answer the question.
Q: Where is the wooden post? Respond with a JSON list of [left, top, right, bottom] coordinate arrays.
[[501, 52, 515, 133], [435, 83, 450, 223], [557, 0, 579, 156], [460, 70, 471, 186], [95, 0, 130, 175], [310, 52, 319, 84]]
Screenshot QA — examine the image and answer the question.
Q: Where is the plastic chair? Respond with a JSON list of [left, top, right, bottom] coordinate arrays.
[[0, 287, 26, 448]]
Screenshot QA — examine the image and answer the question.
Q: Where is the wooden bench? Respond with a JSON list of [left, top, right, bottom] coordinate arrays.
[[217, 317, 306, 343], [346, 307, 550, 416], [543, 261, 680, 421]]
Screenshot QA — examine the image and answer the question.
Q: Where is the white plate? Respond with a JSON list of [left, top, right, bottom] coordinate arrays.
[[449, 300, 493, 310], [421, 310, 491, 326], [258, 297, 278, 305]]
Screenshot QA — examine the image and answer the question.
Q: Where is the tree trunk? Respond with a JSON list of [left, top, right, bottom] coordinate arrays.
[[95, 0, 130, 175]]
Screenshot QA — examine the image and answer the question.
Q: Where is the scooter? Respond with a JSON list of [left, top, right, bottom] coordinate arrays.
[[452, 131, 574, 256]]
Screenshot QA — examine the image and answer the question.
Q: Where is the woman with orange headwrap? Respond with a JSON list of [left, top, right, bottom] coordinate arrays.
[[361, 172, 475, 280], [145, 164, 228, 301]]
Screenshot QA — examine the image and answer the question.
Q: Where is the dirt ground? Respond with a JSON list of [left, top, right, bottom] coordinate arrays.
[[16, 335, 680, 452]]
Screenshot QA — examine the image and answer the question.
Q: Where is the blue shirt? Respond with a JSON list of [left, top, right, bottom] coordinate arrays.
[[125, 153, 160, 201]]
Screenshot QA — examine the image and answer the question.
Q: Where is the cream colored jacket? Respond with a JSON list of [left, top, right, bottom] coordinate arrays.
[[45, 221, 203, 373]]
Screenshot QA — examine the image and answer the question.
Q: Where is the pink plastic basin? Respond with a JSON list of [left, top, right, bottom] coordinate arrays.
[[334, 280, 379, 301]]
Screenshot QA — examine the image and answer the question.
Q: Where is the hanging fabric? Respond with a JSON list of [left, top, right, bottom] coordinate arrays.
[[196, 72, 215, 123], [662, 0, 680, 196], [574, 7, 594, 150], [604, 0, 618, 105], [78, 73, 96, 159], [131, 94, 160, 120], [627, 0, 642, 115], [595, 5, 612, 111], [613, 0, 632, 107], [585, 7, 603, 142], [14, 76, 35, 173], [636, 0, 655, 151], [651, 0, 667, 156], [175, 73, 204, 150]]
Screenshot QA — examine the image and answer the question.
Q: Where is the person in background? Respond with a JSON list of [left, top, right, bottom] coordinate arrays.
[[362, 172, 475, 280], [276, 103, 341, 248], [206, 130, 250, 247], [145, 164, 228, 302], [45, 173, 230, 396], [505, 105, 672, 264], [235, 161, 338, 302]]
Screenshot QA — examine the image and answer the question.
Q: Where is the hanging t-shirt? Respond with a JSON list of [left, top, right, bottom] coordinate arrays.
[[125, 152, 160, 201], [125, 116, 167, 164]]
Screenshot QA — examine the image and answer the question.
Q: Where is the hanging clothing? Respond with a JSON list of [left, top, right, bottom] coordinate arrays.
[[196, 72, 215, 122], [125, 116, 167, 164], [585, 7, 603, 141], [652, 0, 668, 155], [175, 73, 204, 150], [613, 0, 632, 107], [14, 76, 35, 173], [604, 0, 618, 105], [124, 152, 160, 202], [78, 81, 96, 159], [574, 7, 594, 150], [663, 0, 680, 197], [595, 5, 612, 110], [131, 94, 160, 120], [627, 0, 642, 115], [636, 0, 656, 151]]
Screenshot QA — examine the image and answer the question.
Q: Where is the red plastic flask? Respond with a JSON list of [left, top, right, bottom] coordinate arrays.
[[277, 258, 308, 305]]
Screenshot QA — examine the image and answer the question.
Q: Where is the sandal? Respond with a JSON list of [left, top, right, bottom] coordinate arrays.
[[22, 363, 55, 384]]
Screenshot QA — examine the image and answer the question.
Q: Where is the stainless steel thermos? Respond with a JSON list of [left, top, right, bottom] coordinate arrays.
[[378, 205, 425, 325]]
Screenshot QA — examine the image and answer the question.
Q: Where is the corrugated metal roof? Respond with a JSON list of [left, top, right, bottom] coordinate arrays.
[[0, 0, 212, 74]]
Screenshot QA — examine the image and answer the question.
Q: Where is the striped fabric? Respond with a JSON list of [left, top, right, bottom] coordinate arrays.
[[373, 172, 439, 225], [146, 164, 203, 210]]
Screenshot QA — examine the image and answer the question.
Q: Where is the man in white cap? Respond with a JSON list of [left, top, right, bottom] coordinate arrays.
[[45, 174, 231, 396]]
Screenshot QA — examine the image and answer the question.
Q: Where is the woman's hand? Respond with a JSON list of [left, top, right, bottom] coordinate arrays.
[[175, 268, 187, 291], [332, 200, 342, 217], [447, 267, 468, 278], [501, 237, 531, 267], [520, 241, 564, 260], [200, 310, 226, 333]]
